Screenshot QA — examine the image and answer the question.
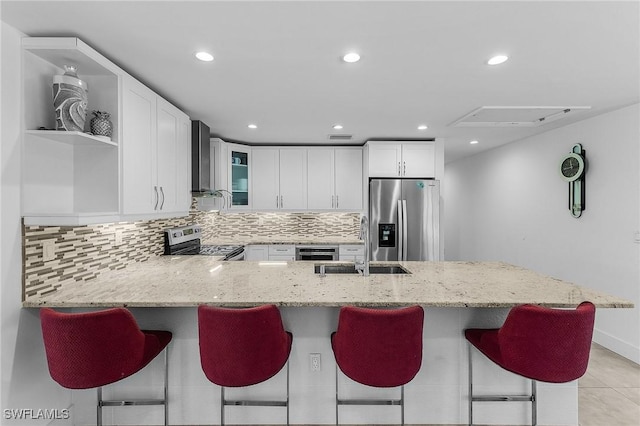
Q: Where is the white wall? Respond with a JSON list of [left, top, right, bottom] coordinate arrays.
[[444, 104, 640, 363], [2, 22, 74, 424]]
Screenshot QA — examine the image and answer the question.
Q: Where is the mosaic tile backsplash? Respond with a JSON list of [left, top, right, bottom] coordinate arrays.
[[22, 205, 360, 299]]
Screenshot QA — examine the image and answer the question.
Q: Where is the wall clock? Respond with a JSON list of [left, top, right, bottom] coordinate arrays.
[[560, 143, 586, 218]]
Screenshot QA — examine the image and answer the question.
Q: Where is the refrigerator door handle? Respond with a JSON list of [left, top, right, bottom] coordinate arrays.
[[397, 199, 404, 261], [402, 199, 408, 261]]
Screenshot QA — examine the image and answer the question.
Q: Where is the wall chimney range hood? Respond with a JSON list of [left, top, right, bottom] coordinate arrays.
[[191, 120, 211, 196]]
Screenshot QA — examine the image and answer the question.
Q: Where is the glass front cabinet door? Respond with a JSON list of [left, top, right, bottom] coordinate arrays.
[[228, 144, 251, 208]]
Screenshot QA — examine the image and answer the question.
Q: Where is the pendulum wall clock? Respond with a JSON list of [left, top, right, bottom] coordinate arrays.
[[559, 143, 586, 218]]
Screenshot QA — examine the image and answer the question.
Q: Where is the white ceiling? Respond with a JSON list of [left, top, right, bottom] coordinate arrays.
[[2, 0, 639, 163]]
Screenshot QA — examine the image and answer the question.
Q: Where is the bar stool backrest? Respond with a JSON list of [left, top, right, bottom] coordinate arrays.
[[498, 302, 596, 383], [198, 304, 292, 387], [332, 305, 424, 388], [40, 307, 147, 389]]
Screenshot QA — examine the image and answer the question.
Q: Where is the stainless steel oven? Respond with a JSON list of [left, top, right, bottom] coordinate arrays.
[[295, 246, 338, 261], [164, 225, 244, 260]]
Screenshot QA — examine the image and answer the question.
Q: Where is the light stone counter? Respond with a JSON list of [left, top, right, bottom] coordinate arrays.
[[22, 258, 633, 308]]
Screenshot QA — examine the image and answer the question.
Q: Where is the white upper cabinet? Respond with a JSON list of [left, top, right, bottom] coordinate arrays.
[[252, 148, 307, 210], [307, 147, 362, 211], [121, 77, 157, 214], [367, 141, 435, 178], [307, 149, 335, 209], [21, 37, 190, 225], [121, 76, 190, 217], [252, 148, 278, 209], [156, 98, 191, 213], [334, 148, 363, 210], [227, 143, 252, 209]]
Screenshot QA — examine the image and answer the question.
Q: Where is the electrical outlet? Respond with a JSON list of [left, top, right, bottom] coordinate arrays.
[[114, 230, 123, 246], [42, 239, 56, 262], [310, 353, 321, 372]]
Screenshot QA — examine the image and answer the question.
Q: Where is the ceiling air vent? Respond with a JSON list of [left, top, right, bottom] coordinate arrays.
[[328, 134, 353, 140], [451, 106, 591, 127]]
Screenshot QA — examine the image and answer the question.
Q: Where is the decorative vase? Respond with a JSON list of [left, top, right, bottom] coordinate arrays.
[[90, 111, 113, 138], [52, 65, 88, 132]]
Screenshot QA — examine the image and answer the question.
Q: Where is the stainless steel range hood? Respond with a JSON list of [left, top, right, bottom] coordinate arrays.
[[191, 120, 212, 195]]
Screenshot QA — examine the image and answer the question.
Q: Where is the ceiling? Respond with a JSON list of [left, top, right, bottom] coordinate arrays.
[[2, 1, 639, 163]]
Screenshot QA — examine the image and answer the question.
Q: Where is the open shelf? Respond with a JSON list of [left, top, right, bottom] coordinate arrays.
[[26, 130, 117, 147], [22, 37, 121, 225]]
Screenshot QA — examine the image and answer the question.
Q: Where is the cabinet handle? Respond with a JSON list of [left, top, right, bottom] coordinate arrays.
[[160, 186, 165, 210], [280, 195, 283, 208], [398, 162, 401, 176], [154, 186, 159, 210], [276, 196, 279, 208], [403, 161, 406, 175], [336, 195, 339, 208], [331, 195, 334, 208]]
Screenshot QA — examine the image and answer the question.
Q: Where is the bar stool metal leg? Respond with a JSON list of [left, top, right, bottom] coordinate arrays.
[[531, 380, 537, 426], [97, 387, 103, 426], [468, 343, 473, 426], [220, 361, 290, 426], [164, 347, 169, 426], [468, 342, 539, 426]]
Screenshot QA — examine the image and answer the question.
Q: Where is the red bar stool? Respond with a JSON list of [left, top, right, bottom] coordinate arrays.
[[40, 307, 172, 426], [197, 304, 293, 425], [331, 305, 424, 425], [465, 301, 595, 426]]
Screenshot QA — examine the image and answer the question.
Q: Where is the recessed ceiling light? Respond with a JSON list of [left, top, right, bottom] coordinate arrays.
[[333, 124, 344, 130], [487, 55, 508, 65], [470, 140, 479, 145], [342, 52, 361, 63], [195, 51, 214, 62], [248, 124, 257, 129], [417, 125, 428, 130]]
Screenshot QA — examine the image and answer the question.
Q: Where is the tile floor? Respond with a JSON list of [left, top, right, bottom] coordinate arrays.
[[578, 343, 640, 426]]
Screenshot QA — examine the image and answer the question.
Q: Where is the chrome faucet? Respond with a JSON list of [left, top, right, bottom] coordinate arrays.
[[355, 215, 370, 276]]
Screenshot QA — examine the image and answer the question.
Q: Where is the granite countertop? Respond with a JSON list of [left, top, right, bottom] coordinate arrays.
[[23, 258, 633, 308]]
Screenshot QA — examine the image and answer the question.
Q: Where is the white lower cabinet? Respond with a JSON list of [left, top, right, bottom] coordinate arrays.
[[245, 245, 268, 261], [245, 245, 295, 261], [339, 245, 365, 262], [268, 245, 295, 261]]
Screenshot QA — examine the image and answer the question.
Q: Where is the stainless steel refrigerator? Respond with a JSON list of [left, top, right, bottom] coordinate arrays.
[[369, 179, 440, 261]]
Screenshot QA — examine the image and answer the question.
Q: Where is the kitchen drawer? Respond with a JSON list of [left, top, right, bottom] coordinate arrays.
[[339, 244, 365, 262], [339, 245, 365, 256], [268, 245, 295, 256]]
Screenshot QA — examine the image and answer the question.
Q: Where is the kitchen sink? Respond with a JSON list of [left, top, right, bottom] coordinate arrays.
[[314, 264, 410, 275]]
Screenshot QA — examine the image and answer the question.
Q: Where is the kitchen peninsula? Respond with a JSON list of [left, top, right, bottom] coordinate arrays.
[[22, 259, 633, 425]]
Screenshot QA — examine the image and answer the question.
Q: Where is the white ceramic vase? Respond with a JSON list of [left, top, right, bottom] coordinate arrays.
[[52, 65, 88, 132]]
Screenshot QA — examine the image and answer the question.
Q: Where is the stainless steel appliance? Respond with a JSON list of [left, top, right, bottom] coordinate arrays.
[[191, 120, 212, 195], [369, 179, 440, 261], [295, 246, 339, 261], [164, 224, 244, 260]]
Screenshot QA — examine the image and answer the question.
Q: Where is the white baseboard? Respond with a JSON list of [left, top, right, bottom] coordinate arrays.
[[593, 328, 640, 364]]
